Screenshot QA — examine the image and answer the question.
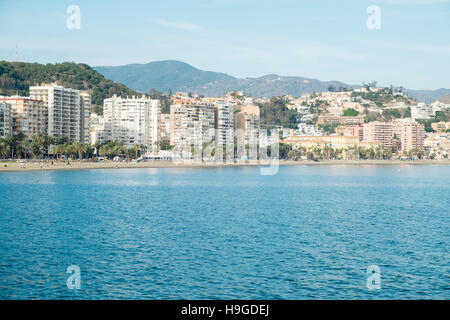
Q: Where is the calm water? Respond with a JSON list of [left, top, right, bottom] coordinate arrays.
[[0, 165, 448, 299]]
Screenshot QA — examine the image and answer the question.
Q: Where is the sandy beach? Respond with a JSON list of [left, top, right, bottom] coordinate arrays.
[[0, 159, 449, 172]]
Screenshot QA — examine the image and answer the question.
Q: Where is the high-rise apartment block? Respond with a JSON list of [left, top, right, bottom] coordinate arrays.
[[103, 95, 160, 150], [89, 113, 105, 146], [393, 120, 425, 152], [235, 105, 260, 146], [30, 84, 81, 142], [0, 102, 12, 138], [170, 102, 216, 148], [363, 122, 393, 148], [0, 96, 47, 138], [80, 92, 91, 144], [215, 101, 234, 148]]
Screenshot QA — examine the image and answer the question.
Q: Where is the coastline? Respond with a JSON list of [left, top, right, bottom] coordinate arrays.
[[1, 159, 450, 172]]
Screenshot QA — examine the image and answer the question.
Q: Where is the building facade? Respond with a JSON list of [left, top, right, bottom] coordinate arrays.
[[30, 84, 81, 142], [0, 102, 12, 138], [79, 92, 91, 144], [336, 124, 364, 141], [234, 105, 260, 150], [431, 121, 450, 133], [103, 95, 160, 150], [282, 134, 381, 151], [89, 113, 105, 146], [160, 113, 171, 141], [317, 115, 364, 126], [170, 102, 216, 149], [411, 103, 434, 120], [0, 96, 47, 138], [363, 122, 393, 148], [215, 101, 234, 148], [393, 120, 425, 152]]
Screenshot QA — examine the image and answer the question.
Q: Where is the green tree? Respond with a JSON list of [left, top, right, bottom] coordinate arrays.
[[343, 108, 359, 116]]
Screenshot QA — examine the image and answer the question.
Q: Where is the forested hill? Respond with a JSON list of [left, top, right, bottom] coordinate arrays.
[[0, 61, 140, 106]]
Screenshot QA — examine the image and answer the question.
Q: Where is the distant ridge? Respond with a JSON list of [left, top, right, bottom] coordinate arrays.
[[95, 60, 235, 94], [95, 60, 449, 103], [434, 94, 450, 104], [95, 60, 358, 98]]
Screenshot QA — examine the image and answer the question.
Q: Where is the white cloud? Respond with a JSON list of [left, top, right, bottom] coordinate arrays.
[[154, 19, 202, 31]]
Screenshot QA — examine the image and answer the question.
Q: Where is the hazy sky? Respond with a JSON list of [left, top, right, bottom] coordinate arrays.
[[0, 0, 449, 90]]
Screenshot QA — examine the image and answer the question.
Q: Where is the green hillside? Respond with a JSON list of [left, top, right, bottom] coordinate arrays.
[[0, 61, 140, 106], [95, 60, 236, 93]]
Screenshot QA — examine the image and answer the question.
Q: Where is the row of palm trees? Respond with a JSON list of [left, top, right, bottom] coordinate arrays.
[[0, 132, 146, 160], [287, 145, 399, 161], [0, 133, 53, 159]]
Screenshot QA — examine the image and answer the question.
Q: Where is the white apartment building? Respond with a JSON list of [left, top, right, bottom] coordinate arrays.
[[170, 103, 216, 150], [30, 84, 81, 142], [0, 102, 12, 138], [80, 92, 91, 144], [103, 95, 160, 150], [411, 103, 434, 120], [215, 101, 234, 148], [89, 113, 105, 146], [297, 123, 324, 136]]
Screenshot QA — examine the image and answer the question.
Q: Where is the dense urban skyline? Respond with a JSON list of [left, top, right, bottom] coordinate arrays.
[[0, 0, 449, 90]]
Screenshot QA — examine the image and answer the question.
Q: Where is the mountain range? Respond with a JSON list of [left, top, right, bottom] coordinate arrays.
[[95, 60, 450, 103]]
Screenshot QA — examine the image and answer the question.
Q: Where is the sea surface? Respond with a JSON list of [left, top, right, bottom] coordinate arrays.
[[0, 165, 448, 299]]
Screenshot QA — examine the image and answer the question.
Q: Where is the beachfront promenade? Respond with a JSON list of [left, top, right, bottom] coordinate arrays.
[[1, 159, 449, 172]]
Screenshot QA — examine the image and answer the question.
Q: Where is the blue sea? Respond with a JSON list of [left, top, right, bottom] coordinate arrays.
[[0, 165, 448, 299]]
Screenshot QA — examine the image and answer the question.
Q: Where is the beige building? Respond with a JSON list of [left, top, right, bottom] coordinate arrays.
[[336, 125, 364, 141], [79, 92, 91, 144], [282, 134, 380, 150], [424, 134, 450, 159], [30, 84, 81, 142], [234, 105, 260, 149], [363, 122, 393, 148], [160, 113, 171, 141], [393, 120, 425, 152], [0, 96, 47, 138], [431, 121, 450, 133], [0, 102, 12, 138]]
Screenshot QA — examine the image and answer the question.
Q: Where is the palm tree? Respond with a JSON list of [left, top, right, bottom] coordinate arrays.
[[52, 144, 65, 160], [4, 134, 16, 158], [72, 141, 88, 159], [12, 132, 27, 159], [0, 139, 10, 159], [20, 140, 32, 159], [134, 144, 140, 159], [31, 133, 52, 158]]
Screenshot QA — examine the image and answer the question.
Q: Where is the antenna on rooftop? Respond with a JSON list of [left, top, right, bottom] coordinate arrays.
[[15, 44, 19, 96]]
